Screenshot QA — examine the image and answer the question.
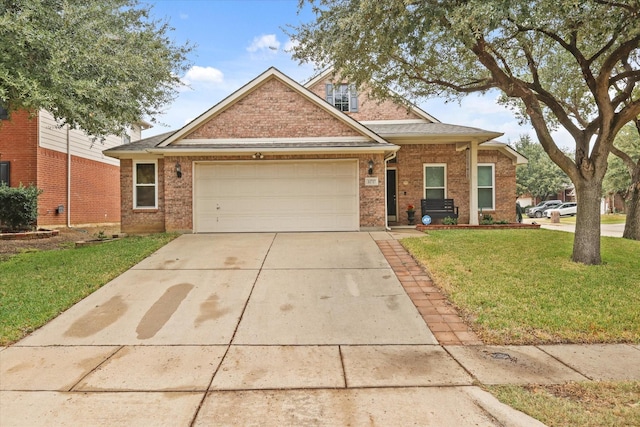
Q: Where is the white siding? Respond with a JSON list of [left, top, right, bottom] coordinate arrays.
[[38, 110, 126, 166]]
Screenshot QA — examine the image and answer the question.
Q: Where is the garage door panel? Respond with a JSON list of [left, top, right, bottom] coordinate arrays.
[[194, 161, 359, 232]]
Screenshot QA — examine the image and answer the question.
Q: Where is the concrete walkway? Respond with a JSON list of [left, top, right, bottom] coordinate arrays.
[[1, 232, 639, 426], [523, 218, 625, 237]]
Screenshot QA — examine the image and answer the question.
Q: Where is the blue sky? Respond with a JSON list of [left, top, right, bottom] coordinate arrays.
[[143, 0, 572, 148]]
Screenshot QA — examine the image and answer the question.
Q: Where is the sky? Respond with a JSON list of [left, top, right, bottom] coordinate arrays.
[[143, 0, 573, 148]]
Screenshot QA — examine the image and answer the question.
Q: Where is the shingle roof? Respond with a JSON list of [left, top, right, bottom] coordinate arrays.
[[103, 130, 176, 153], [365, 122, 501, 137]]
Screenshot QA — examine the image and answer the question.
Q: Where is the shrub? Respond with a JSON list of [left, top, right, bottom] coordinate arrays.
[[442, 216, 458, 225], [480, 214, 494, 225], [0, 184, 42, 232]]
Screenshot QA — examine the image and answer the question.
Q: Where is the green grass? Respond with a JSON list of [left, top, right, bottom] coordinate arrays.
[[402, 229, 640, 344], [488, 382, 640, 427], [0, 234, 177, 345]]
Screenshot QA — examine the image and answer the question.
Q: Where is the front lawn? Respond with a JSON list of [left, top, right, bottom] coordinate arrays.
[[0, 233, 177, 345], [488, 382, 640, 427], [402, 229, 640, 345]]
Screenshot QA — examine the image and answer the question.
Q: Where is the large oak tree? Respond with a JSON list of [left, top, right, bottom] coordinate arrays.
[[0, 0, 192, 138], [291, 0, 640, 264]]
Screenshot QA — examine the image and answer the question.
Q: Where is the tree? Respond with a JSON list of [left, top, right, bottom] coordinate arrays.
[[0, 0, 192, 138], [514, 135, 570, 201], [291, 0, 640, 264], [605, 121, 640, 239]]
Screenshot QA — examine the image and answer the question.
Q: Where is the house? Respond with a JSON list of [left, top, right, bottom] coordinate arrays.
[[0, 108, 148, 228], [104, 67, 526, 234]]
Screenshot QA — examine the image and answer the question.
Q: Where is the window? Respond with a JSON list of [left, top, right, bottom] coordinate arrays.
[[0, 161, 9, 186], [424, 164, 446, 199], [134, 161, 157, 208], [325, 83, 358, 112], [0, 103, 8, 120], [478, 164, 495, 210]]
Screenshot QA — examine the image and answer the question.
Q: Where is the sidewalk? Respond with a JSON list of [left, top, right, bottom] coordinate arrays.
[[523, 218, 625, 237]]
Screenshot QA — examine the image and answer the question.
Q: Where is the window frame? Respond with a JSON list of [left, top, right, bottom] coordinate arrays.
[[423, 163, 447, 200], [326, 83, 358, 112], [0, 161, 9, 186], [477, 163, 495, 211], [133, 160, 158, 209]]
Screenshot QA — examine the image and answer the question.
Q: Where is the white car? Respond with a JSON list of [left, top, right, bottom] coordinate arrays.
[[545, 202, 577, 218]]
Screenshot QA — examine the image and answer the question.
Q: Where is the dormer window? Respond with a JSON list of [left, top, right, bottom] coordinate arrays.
[[325, 83, 358, 112]]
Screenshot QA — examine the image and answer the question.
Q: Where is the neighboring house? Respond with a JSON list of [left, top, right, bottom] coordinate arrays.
[[105, 67, 527, 234], [0, 108, 148, 227]]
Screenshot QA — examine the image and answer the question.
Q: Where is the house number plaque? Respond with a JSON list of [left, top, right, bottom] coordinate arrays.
[[364, 177, 379, 186]]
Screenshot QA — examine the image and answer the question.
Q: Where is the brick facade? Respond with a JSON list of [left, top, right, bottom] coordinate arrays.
[[392, 144, 516, 225], [307, 76, 424, 122], [187, 79, 362, 139], [0, 111, 121, 227], [121, 154, 386, 234], [114, 69, 520, 234]]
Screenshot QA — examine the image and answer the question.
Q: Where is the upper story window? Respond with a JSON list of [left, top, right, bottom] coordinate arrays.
[[0, 103, 8, 120], [134, 161, 157, 209], [326, 83, 358, 112], [0, 161, 9, 186]]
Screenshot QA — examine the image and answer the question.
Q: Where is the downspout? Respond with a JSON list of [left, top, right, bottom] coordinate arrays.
[[66, 125, 71, 227], [468, 141, 479, 225], [384, 151, 398, 231]]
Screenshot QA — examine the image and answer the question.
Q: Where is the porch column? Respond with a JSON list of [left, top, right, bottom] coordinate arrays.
[[469, 141, 479, 225]]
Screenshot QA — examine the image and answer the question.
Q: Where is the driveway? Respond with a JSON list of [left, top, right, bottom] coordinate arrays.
[[1, 232, 543, 426]]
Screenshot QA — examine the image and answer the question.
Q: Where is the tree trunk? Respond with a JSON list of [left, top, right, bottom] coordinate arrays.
[[572, 180, 603, 265], [623, 180, 640, 240]]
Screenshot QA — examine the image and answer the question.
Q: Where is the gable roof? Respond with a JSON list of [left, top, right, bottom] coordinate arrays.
[[158, 67, 390, 147], [304, 68, 440, 124]]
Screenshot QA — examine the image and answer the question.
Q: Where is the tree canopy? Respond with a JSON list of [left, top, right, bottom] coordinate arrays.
[[0, 0, 193, 137], [514, 135, 570, 200], [604, 124, 640, 196], [291, 0, 640, 264]]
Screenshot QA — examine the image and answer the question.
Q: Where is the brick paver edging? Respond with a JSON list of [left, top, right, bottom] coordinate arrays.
[[377, 240, 482, 346]]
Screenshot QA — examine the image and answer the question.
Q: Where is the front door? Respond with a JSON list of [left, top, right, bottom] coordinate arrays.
[[386, 169, 397, 222]]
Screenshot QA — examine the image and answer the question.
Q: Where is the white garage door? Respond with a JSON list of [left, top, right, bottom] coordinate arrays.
[[194, 160, 359, 232]]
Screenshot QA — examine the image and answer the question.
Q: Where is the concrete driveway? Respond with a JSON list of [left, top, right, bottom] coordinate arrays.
[[1, 232, 543, 426]]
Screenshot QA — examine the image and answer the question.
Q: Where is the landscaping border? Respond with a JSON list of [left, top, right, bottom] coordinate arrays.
[[416, 223, 541, 231]]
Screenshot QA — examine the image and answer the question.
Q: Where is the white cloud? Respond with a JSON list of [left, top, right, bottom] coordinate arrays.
[[182, 66, 225, 86], [247, 34, 280, 53], [283, 38, 299, 53]]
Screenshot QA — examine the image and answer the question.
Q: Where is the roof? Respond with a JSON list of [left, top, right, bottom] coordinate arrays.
[[363, 121, 503, 142], [104, 130, 176, 154]]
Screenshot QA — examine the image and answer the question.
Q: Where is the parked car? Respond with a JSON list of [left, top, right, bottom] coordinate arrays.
[[545, 202, 577, 218], [527, 200, 563, 218]]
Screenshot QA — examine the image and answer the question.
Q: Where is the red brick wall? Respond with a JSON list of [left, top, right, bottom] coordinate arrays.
[[120, 159, 166, 234], [187, 78, 362, 139], [393, 144, 516, 225], [1, 111, 121, 227], [307, 77, 424, 122], [121, 154, 386, 234], [0, 110, 39, 187], [36, 147, 121, 227]]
